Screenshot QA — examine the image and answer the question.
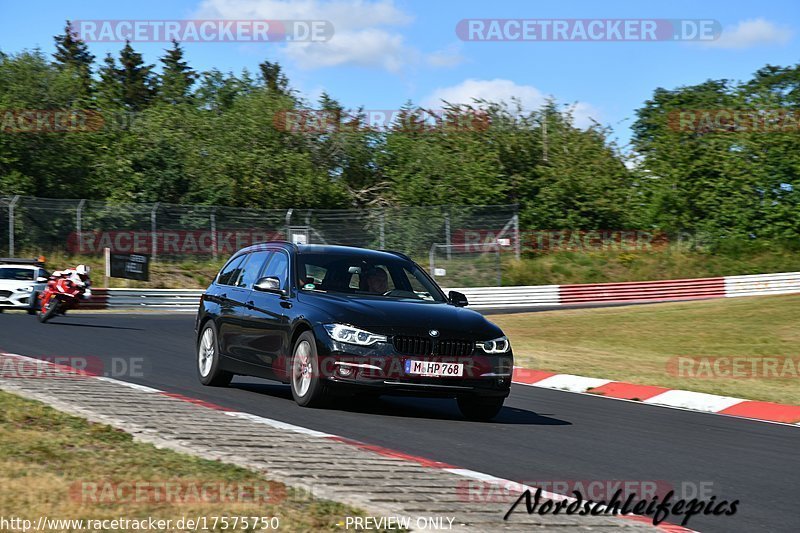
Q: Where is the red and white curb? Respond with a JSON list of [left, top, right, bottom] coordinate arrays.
[[512, 367, 800, 426], [0, 352, 693, 532]]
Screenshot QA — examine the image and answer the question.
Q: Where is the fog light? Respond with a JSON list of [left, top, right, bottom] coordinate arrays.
[[338, 365, 353, 377]]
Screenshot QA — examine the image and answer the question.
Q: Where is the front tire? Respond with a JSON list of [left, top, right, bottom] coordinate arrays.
[[39, 297, 60, 323], [27, 293, 38, 315], [197, 322, 233, 387], [457, 396, 504, 422], [290, 331, 329, 407]]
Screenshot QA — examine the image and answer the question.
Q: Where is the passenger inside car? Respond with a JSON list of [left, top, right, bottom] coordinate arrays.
[[362, 266, 389, 294]]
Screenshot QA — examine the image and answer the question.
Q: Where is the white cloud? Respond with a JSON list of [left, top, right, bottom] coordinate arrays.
[[422, 78, 600, 128], [704, 18, 792, 49], [425, 43, 466, 68], [195, 0, 451, 71]]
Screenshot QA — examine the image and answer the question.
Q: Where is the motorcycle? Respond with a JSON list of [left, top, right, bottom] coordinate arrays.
[[37, 275, 88, 323]]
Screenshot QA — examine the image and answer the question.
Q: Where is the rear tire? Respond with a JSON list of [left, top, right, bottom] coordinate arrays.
[[457, 397, 504, 422], [290, 331, 329, 407], [27, 293, 38, 315], [39, 297, 60, 323], [197, 322, 233, 387]]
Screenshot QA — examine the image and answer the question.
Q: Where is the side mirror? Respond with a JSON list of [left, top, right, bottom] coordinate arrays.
[[449, 290, 469, 307], [36, 277, 48, 283], [254, 276, 284, 294]]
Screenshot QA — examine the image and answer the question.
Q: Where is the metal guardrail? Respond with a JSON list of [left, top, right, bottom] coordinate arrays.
[[724, 272, 800, 297], [444, 285, 560, 309], [104, 289, 203, 309], [89, 272, 800, 311]]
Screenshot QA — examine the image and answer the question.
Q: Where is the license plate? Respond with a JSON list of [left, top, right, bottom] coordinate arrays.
[[405, 360, 464, 377]]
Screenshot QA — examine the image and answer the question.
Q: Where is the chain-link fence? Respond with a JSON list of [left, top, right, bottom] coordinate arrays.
[[1, 195, 520, 266], [430, 243, 506, 288]]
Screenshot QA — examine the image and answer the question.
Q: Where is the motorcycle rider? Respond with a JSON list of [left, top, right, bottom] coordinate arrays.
[[51, 264, 92, 300]]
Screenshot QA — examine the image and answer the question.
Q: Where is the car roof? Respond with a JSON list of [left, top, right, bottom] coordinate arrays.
[[0, 264, 39, 270], [297, 244, 408, 260], [240, 242, 409, 261]]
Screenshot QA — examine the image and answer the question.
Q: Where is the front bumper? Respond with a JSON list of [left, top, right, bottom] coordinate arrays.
[[0, 289, 36, 309], [312, 326, 513, 398]]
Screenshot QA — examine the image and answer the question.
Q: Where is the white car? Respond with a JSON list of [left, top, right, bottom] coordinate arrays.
[[0, 259, 50, 314]]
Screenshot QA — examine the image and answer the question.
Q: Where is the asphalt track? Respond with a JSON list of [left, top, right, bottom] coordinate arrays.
[[0, 312, 797, 533]]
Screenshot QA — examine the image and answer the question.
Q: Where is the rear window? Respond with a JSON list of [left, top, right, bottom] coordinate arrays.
[[0, 267, 35, 281]]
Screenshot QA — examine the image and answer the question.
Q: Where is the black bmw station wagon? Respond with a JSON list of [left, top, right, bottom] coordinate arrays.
[[195, 242, 513, 420]]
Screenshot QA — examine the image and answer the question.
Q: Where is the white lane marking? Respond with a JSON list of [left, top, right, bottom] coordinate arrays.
[[223, 411, 334, 438], [1, 352, 47, 363], [531, 373, 612, 393], [4, 351, 797, 429], [0, 351, 770, 529], [513, 379, 800, 428], [643, 390, 744, 412], [95, 376, 161, 393]]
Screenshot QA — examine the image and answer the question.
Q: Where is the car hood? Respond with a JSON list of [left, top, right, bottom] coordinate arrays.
[[298, 291, 503, 339], [0, 280, 35, 290]]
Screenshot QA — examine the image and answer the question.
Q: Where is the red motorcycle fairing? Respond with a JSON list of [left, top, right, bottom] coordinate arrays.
[[37, 276, 85, 322]]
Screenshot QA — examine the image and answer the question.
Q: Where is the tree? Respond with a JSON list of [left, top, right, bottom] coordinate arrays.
[[117, 41, 155, 110], [96, 53, 122, 109], [259, 60, 289, 94], [158, 40, 196, 104], [52, 20, 94, 98]]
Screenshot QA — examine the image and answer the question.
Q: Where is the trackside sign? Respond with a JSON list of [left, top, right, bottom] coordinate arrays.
[[68, 230, 284, 255]]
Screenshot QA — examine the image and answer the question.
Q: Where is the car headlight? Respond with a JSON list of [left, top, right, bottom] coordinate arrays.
[[17, 286, 33, 292], [477, 336, 510, 354], [323, 324, 387, 346]]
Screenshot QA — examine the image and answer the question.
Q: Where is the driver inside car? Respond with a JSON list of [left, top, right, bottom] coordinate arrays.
[[363, 266, 388, 294]]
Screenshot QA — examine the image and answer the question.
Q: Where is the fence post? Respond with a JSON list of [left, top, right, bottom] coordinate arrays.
[[285, 208, 293, 242], [8, 195, 20, 257], [429, 243, 436, 276], [210, 208, 217, 260], [76, 199, 86, 254], [496, 245, 502, 286], [513, 212, 520, 260], [150, 203, 159, 263], [445, 212, 451, 260], [379, 209, 386, 249]]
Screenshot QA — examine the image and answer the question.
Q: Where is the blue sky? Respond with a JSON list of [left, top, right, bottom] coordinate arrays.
[[1, 0, 798, 148]]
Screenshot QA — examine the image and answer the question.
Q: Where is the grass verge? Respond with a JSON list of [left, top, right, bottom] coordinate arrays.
[[0, 390, 398, 532], [492, 294, 800, 405]]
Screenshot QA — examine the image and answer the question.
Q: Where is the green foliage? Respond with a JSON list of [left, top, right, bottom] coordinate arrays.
[[631, 72, 800, 242], [52, 20, 94, 99], [157, 40, 196, 104], [1, 25, 799, 252]]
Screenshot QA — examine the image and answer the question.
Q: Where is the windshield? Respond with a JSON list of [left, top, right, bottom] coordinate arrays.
[[296, 252, 446, 302], [0, 267, 35, 281]]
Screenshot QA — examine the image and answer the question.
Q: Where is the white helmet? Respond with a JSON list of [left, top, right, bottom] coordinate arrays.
[[75, 264, 90, 276]]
